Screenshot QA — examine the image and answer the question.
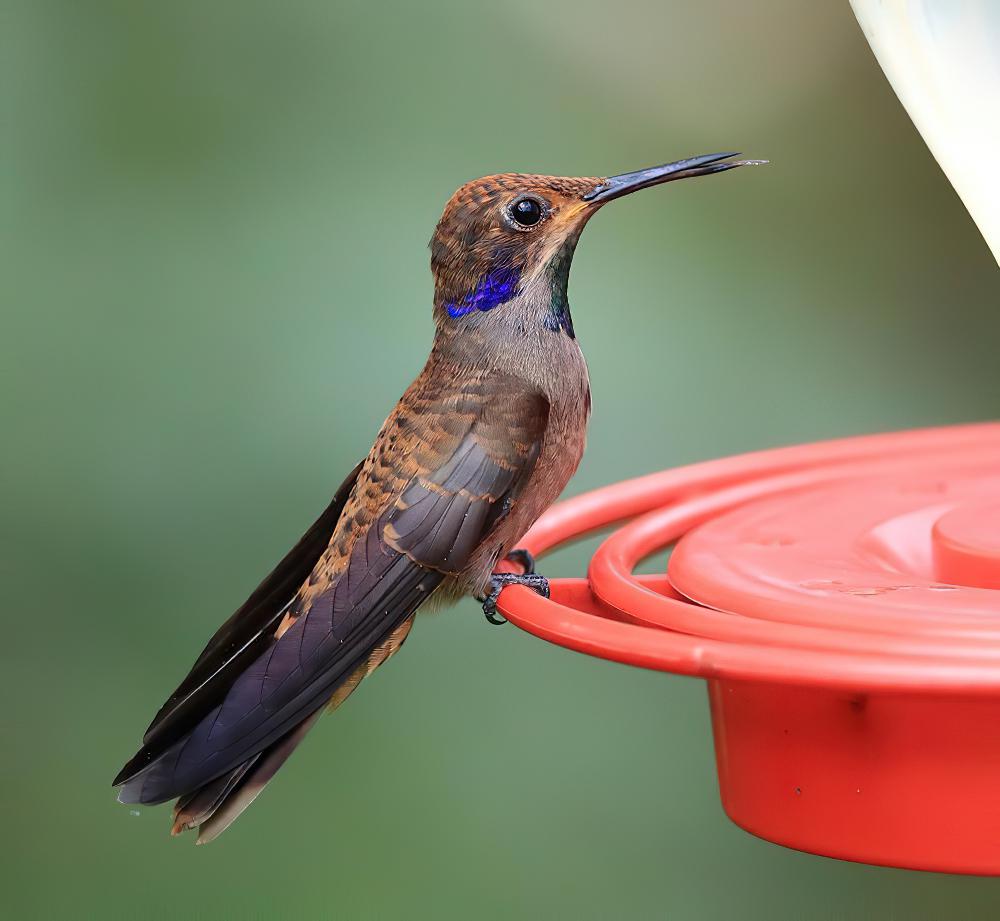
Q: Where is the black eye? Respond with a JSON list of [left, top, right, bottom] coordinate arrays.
[[510, 197, 544, 227]]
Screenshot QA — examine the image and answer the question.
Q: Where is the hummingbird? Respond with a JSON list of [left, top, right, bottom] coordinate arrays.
[[114, 152, 761, 842]]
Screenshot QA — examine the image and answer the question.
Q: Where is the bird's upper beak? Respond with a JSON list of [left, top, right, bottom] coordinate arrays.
[[582, 152, 766, 204]]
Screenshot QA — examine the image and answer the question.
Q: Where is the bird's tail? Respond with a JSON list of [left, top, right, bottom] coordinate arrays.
[[117, 614, 417, 842], [123, 625, 386, 843], [168, 708, 323, 844]]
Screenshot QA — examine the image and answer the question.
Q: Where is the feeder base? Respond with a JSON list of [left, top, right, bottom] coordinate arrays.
[[708, 680, 1000, 875]]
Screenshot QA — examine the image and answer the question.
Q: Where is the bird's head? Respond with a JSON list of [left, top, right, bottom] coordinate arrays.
[[430, 152, 763, 339]]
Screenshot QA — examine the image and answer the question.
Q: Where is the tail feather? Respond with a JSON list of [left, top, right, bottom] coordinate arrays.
[[194, 708, 323, 844], [170, 757, 261, 835]]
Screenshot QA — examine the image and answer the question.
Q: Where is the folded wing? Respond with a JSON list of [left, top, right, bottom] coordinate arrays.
[[115, 373, 549, 816]]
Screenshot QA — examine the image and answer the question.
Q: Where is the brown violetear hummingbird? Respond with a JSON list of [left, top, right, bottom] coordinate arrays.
[[114, 152, 762, 842]]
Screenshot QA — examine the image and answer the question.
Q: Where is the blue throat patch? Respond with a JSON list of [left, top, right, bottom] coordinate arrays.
[[446, 267, 521, 318]]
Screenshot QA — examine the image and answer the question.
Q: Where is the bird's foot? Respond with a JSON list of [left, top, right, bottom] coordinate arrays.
[[478, 570, 550, 626]]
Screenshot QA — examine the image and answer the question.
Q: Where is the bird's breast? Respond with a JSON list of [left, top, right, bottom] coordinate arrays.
[[450, 343, 590, 598]]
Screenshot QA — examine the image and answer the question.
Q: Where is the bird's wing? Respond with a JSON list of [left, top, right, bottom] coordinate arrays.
[[115, 374, 549, 803]]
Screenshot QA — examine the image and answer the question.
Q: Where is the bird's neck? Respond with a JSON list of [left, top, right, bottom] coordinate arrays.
[[429, 280, 587, 402], [433, 228, 583, 343]]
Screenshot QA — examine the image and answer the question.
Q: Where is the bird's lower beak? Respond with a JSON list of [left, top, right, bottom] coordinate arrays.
[[583, 152, 765, 204]]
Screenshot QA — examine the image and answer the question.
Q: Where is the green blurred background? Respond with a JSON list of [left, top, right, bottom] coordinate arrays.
[[4, 1, 1000, 918]]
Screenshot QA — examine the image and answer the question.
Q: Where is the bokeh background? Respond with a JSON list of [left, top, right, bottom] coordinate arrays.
[[5, 1, 1000, 918]]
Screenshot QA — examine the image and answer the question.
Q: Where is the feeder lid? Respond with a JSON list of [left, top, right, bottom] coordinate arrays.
[[669, 464, 1000, 636], [933, 501, 1000, 590]]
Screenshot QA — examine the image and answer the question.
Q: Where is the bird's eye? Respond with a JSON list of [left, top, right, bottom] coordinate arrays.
[[508, 197, 545, 228]]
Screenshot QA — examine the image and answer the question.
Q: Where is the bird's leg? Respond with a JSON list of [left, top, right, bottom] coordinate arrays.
[[478, 549, 549, 625]]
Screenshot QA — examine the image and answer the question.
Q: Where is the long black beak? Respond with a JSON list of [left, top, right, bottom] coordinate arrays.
[[583, 152, 765, 204]]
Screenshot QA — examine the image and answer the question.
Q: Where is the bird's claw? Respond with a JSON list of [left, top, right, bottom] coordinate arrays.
[[505, 547, 536, 575], [479, 572, 550, 626]]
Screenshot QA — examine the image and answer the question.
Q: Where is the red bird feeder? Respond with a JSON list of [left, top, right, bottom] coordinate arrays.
[[497, 424, 1000, 875]]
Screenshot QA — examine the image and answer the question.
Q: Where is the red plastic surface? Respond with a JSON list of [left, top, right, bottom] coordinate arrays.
[[496, 424, 1000, 874]]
